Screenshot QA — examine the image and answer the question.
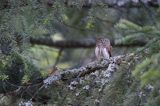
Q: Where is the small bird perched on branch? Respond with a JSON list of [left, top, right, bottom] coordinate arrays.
[[95, 37, 112, 60]]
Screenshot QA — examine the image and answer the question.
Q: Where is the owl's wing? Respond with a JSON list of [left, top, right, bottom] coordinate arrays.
[[107, 45, 112, 57], [95, 47, 100, 59]]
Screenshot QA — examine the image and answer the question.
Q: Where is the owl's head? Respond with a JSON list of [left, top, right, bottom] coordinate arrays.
[[96, 37, 110, 46], [101, 38, 110, 45]]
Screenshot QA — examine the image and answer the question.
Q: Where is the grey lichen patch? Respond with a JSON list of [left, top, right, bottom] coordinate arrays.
[[43, 55, 124, 89]]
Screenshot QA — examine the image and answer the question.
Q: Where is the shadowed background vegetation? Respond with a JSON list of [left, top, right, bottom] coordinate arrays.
[[0, 0, 160, 106]]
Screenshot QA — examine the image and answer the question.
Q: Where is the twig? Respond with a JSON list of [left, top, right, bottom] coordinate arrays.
[[54, 48, 63, 67]]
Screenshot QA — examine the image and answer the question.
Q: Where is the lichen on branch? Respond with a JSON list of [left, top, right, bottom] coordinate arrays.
[[43, 55, 124, 88]]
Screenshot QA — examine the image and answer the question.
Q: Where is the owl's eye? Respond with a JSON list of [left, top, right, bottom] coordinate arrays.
[[105, 39, 109, 42]]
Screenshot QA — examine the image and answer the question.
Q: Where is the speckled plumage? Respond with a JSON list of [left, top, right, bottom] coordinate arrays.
[[95, 37, 112, 60]]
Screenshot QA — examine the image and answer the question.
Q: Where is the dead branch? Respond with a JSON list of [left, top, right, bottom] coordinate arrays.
[[30, 37, 147, 48], [1, 0, 159, 11], [2, 55, 126, 103], [43, 55, 124, 87]]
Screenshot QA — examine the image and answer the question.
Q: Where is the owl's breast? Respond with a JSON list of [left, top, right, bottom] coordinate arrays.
[[95, 47, 103, 59], [102, 48, 110, 59]]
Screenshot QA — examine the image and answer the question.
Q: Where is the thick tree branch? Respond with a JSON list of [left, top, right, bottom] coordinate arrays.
[[64, 0, 160, 8], [30, 37, 147, 48], [2, 55, 125, 104], [1, 0, 159, 11], [43, 55, 124, 87], [43, 60, 108, 86], [30, 37, 95, 48]]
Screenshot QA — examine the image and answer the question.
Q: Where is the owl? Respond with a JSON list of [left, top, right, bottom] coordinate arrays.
[[95, 37, 112, 60]]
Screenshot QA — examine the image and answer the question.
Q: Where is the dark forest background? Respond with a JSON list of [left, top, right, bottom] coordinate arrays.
[[0, 0, 160, 106]]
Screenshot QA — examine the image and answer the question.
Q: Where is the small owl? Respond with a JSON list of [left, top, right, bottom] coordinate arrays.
[[95, 37, 112, 60]]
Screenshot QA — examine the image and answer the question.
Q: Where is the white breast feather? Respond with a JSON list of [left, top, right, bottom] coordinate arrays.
[[95, 47, 99, 59], [102, 48, 110, 59]]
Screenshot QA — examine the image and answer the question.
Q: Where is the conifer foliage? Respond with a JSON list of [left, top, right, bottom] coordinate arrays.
[[0, 0, 160, 106]]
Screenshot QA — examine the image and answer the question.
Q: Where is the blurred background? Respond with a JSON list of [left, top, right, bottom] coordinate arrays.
[[0, 0, 160, 106]]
